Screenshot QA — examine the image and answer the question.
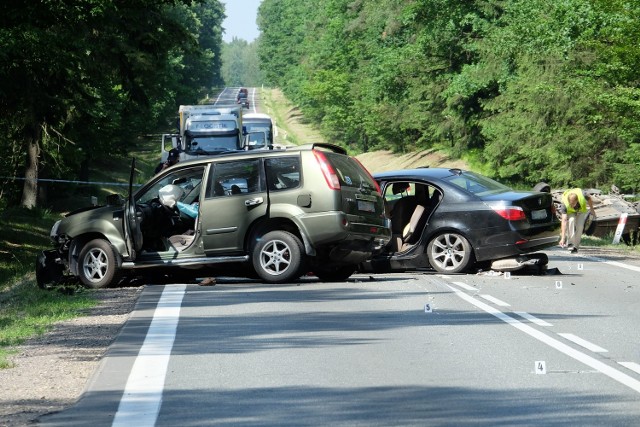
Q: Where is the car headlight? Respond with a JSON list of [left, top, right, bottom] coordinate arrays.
[[49, 220, 61, 240]]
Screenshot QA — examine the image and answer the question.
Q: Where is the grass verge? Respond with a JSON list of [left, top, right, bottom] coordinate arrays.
[[0, 207, 98, 368], [581, 234, 640, 253], [259, 88, 325, 147], [0, 132, 163, 369]]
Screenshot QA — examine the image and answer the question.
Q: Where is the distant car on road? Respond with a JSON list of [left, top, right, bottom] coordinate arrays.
[[237, 90, 250, 109], [361, 168, 560, 274]]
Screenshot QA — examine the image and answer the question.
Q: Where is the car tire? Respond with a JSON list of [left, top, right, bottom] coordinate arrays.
[[78, 239, 120, 289], [427, 232, 473, 273], [313, 264, 357, 282], [583, 211, 596, 236], [35, 251, 65, 290], [252, 230, 305, 283], [533, 182, 551, 193]]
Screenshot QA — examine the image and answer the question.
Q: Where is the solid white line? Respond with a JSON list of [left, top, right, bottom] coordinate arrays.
[[619, 362, 640, 375], [446, 284, 640, 394], [514, 311, 553, 327], [452, 281, 477, 291], [480, 294, 511, 307], [112, 285, 186, 427], [214, 88, 227, 104], [558, 333, 608, 353], [588, 256, 640, 273]]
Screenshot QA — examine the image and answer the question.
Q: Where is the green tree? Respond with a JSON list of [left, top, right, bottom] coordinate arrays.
[[222, 39, 264, 87], [0, 0, 225, 208]]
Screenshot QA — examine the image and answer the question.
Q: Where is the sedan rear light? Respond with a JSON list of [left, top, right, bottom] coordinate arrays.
[[313, 150, 340, 190], [492, 206, 526, 221]]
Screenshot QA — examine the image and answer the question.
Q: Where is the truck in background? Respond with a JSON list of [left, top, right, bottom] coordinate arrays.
[[161, 105, 244, 162], [242, 113, 275, 150]]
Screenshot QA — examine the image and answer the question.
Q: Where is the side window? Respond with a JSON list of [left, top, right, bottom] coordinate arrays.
[[137, 167, 205, 204], [205, 159, 262, 198], [265, 156, 301, 191]]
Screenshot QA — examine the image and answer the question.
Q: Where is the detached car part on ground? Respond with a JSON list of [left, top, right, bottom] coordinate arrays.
[[36, 143, 390, 289], [534, 183, 640, 245], [360, 169, 560, 274]]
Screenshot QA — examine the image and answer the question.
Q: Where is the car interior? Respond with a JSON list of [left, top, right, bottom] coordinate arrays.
[[137, 167, 205, 254], [384, 182, 442, 252]]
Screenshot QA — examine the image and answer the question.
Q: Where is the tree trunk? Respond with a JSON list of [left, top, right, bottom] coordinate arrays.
[[20, 123, 42, 209]]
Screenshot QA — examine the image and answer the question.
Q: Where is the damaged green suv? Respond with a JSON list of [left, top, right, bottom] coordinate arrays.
[[36, 143, 390, 288]]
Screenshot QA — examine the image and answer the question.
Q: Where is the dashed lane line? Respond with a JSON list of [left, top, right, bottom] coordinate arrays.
[[445, 283, 640, 394], [558, 333, 608, 353], [514, 311, 554, 327]]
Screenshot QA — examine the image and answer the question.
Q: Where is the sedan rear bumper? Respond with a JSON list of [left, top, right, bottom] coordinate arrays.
[[474, 234, 559, 262]]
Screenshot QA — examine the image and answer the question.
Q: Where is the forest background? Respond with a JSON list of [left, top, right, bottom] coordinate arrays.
[[1, 0, 640, 212]]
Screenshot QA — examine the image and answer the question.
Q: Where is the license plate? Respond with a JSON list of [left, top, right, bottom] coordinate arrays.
[[357, 200, 375, 213], [531, 209, 547, 220]]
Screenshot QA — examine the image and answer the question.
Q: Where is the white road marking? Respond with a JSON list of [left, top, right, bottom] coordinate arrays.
[[581, 256, 640, 273], [480, 294, 511, 307], [558, 333, 608, 353], [446, 284, 640, 394], [112, 285, 186, 427], [619, 362, 640, 375], [514, 311, 553, 327], [452, 281, 477, 291]]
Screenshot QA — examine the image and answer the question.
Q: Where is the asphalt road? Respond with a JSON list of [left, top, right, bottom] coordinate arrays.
[[41, 248, 640, 426]]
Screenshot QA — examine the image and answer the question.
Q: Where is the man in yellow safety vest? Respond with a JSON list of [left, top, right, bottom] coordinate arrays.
[[558, 188, 596, 253]]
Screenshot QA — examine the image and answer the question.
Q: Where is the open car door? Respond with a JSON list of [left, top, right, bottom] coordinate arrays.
[[123, 158, 143, 260]]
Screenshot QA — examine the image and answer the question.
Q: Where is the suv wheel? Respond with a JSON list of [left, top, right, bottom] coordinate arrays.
[[252, 230, 305, 283], [313, 264, 357, 282], [78, 239, 120, 289]]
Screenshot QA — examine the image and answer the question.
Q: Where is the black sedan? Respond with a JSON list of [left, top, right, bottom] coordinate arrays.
[[363, 168, 560, 274]]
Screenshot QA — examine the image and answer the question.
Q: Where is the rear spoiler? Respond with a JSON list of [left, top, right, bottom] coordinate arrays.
[[307, 143, 347, 155]]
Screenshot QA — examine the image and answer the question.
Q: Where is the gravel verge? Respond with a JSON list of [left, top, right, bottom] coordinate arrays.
[[0, 286, 143, 427]]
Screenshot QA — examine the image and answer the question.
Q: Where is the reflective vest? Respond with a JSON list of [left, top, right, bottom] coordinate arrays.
[[562, 188, 587, 214]]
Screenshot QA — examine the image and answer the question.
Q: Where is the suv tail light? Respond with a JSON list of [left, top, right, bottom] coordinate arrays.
[[492, 205, 526, 221], [313, 150, 340, 190]]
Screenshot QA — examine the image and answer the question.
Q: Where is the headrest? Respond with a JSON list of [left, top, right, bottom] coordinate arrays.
[[392, 183, 408, 195]]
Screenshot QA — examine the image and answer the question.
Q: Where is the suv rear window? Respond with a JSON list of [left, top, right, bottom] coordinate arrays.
[[324, 152, 377, 190]]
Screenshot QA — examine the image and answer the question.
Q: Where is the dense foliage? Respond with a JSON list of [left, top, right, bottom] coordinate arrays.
[[0, 0, 225, 208], [222, 38, 264, 88], [257, 0, 640, 191]]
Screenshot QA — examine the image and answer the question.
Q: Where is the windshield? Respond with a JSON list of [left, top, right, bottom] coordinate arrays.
[[187, 135, 239, 153], [246, 132, 267, 149], [245, 122, 273, 144]]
